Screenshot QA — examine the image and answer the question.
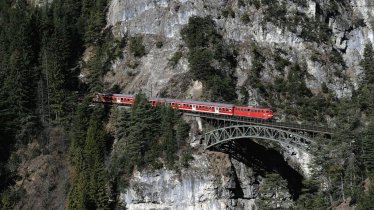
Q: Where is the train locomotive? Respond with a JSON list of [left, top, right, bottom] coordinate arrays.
[[94, 93, 273, 120]]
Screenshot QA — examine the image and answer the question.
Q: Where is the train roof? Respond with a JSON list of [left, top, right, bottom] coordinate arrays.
[[102, 93, 271, 110], [152, 98, 234, 107], [112, 94, 134, 97]]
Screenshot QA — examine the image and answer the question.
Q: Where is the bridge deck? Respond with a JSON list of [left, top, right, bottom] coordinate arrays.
[[182, 111, 333, 134]]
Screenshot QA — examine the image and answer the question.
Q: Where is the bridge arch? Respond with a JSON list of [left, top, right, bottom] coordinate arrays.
[[204, 125, 314, 152]]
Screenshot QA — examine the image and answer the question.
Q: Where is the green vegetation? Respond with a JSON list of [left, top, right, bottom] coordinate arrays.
[[0, 0, 113, 208], [240, 13, 251, 24], [168, 51, 183, 67], [1, 1, 374, 210], [129, 36, 146, 57], [181, 16, 238, 102], [288, 43, 374, 209], [257, 173, 289, 209], [109, 93, 191, 189], [222, 7, 235, 18], [68, 103, 109, 209], [360, 43, 374, 84], [156, 40, 163, 48]]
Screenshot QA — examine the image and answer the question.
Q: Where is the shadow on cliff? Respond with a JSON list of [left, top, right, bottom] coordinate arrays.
[[210, 139, 304, 200]]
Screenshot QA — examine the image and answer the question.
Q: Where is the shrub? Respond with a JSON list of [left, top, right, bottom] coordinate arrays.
[[188, 48, 215, 80], [156, 41, 163, 48], [169, 51, 183, 67], [241, 13, 251, 24], [206, 75, 237, 102], [222, 8, 235, 18], [180, 16, 220, 49], [274, 55, 291, 71], [129, 36, 145, 57], [329, 49, 345, 67]]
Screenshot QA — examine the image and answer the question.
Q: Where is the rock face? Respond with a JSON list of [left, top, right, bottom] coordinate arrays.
[[106, 0, 373, 98], [121, 152, 258, 210], [106, 0, 374, 209]]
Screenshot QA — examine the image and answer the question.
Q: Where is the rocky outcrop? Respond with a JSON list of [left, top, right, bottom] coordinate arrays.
[[120, 152, 258, 210], [106, 0, 373, 99], [106, 0, 374, 209]]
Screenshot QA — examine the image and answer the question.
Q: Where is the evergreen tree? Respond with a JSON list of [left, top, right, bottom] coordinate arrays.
[[175, 118, 190, 148], [360, 43, 374, 84], [67, 171, 87, 210], [357, 184, 374, 210], [361, 117, 374, 175], [159, 107, 177, 167]]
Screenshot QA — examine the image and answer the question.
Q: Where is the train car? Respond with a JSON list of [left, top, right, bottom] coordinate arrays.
[[93, 93, 273, 120], [112, 94, 135, 105], [233, 106, 273, 119], [94, 93, 115, 103], [172, 100, 234, 115]]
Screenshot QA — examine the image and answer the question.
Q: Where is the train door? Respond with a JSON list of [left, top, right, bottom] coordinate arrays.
[[214, 106, 219, 113], [192, 104, 196, 111], [117, 97, 121, 103]]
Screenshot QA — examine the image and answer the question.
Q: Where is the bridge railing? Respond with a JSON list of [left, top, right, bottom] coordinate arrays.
[[182, 110, 332, 134]]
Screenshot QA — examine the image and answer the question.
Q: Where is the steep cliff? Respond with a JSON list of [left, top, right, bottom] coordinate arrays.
[[106, 0, 373, 99], [104, 0, 373, 209]]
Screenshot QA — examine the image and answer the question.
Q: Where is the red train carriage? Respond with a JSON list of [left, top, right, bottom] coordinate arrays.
[[233, 106, 273, 119], [94, 93, 273, 120], [175, 100, 234, 115], [112, 94, 135, 105], [94, 94, 115, 103]]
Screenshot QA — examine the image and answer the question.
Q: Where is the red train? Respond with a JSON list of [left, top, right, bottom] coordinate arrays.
[[94, 93, 273, 120]]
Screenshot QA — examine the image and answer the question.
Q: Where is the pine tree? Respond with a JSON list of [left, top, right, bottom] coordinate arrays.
[[159, 107, 177, 167], [361, 117, 374, 175], [360, 43, 374, 84], [175, 118, 190, 148], [67, 171, 87, 210]]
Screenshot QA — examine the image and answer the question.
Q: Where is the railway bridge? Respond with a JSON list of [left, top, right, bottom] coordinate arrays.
[[183, 111, 332, 153]]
